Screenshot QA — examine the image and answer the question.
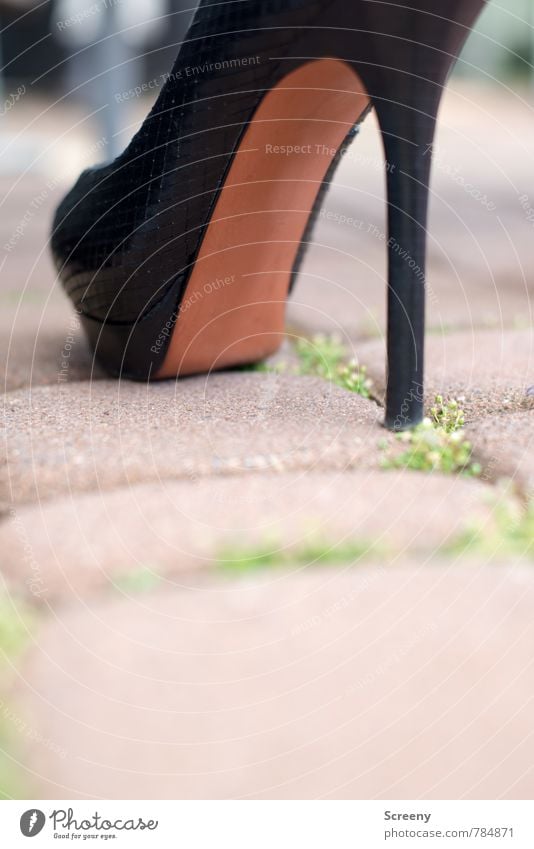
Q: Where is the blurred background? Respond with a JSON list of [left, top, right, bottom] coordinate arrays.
[[1, 0, 534, 173], [0, 0, 196, 171]]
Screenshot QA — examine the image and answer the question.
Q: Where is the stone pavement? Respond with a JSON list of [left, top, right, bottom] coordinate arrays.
[[15, 568, 534, 800], [1, 82, 533, 800]]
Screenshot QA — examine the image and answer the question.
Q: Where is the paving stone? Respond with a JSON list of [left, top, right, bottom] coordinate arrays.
[[289, 244, 534, 343], [1, 471, 493, 600], [466, 412, 534, 495], [1, 375, 390, 506], [0, 176, 104, 392], [0, 177, 59, 289], [13, 566, 534, 799], [0, 300, 104, 392], [357, 329, 534, 418]]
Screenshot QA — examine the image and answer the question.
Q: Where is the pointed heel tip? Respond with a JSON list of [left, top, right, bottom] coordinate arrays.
[[383, 415, 424, 432]]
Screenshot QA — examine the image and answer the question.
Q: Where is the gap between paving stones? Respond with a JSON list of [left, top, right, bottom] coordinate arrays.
[[279, 329, 533, 498]]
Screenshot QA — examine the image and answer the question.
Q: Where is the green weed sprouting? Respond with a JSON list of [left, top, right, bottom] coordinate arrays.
[[216, 536, 385, 572], [445, 498, 534, 560], [430, 394, 465, 433], [294, 335, 373, 398], [381, 397, 481, 476], [246, 334, 374, 398]]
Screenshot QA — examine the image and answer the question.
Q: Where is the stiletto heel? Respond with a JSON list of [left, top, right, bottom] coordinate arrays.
[[356, 1, 488, 428], [51, 0, 486, 428], [379, 101, 431, 430]]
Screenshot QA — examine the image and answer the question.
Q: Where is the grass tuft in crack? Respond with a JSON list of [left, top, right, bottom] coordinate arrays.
[[0, 598, 31, 666], [245, 334, 374, 398], [381, 396, 481, 476], [111, 566, 161, 594], [445, 498, 534, 560], [216, 536, 386, 573], [430, 395, 465, 433], [294, 335, 373, 398], [0, 595, 34, 799]]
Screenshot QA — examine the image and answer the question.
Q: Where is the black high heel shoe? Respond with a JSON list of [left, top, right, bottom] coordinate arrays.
[[51, 0, 486, 429]]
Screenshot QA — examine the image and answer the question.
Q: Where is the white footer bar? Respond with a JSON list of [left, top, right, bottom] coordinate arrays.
[[1, 800, 533, 847]]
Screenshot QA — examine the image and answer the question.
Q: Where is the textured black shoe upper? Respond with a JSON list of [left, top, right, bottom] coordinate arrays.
[[51, 0, 327, 324]]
